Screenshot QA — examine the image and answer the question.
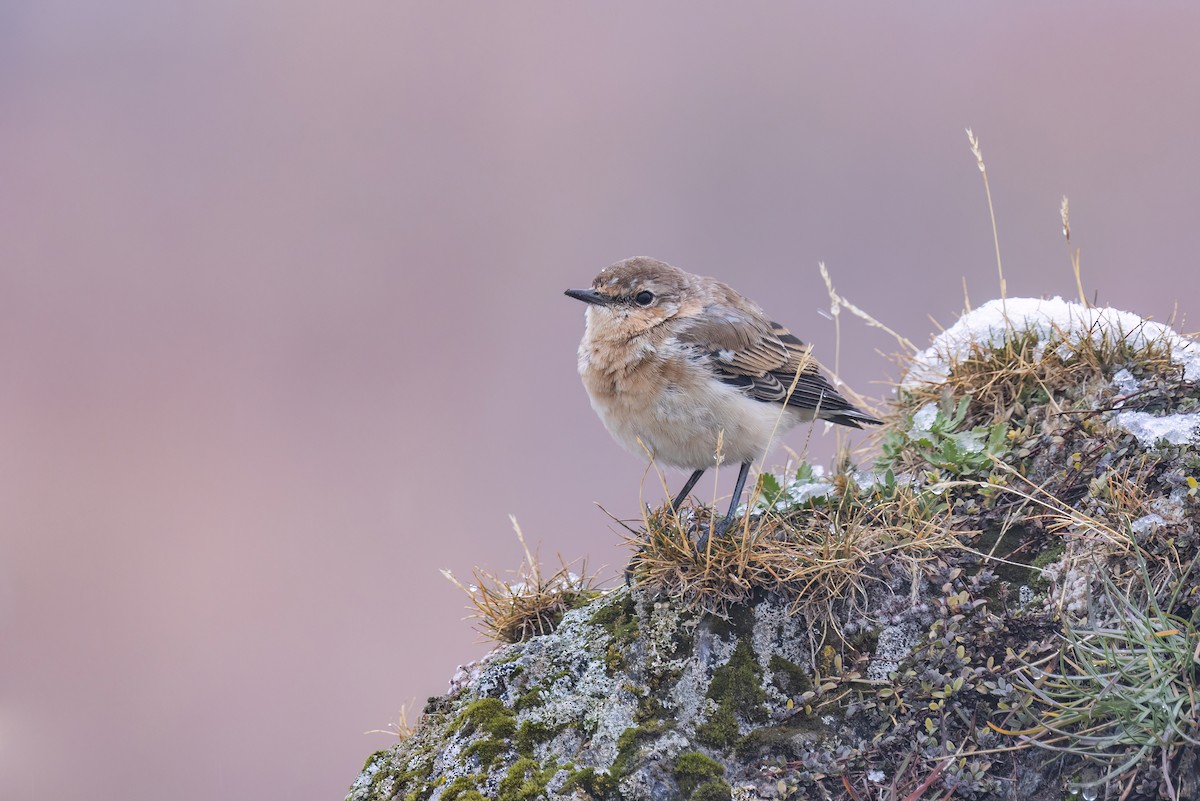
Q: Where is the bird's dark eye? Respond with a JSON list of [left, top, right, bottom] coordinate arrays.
[[634, 290, 655, 306]]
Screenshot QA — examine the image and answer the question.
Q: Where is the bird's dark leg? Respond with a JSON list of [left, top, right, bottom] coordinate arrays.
[[723, 462, 753, 525], [697, 462, 754, 552], [670, 469, 706, 512]]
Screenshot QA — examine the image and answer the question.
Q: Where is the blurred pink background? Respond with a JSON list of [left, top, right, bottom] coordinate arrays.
[[3, 3, 1199, 799]]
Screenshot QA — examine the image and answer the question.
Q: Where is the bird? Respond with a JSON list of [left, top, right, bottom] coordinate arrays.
[[565, 256, 881, 529]]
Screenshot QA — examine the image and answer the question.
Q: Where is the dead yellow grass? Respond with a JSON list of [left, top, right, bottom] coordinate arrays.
[[365, 699, 419, 741], [442, 516, 602, 643], [626, 477, 968, 622]]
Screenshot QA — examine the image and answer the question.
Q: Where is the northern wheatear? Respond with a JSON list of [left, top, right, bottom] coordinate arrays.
[[566, 257, 881, 526]]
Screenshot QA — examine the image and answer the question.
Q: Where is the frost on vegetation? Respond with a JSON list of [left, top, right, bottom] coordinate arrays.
[[499, 573, 584, 598], [1130, 514, 1167, 536], [747, 462, 832, 513], [1112, 409, 1200, 447], [908, 401, 939, 435], [748, 462, 894, 514], [1107, 366, 1200, 447], [904, 296, 1200, 388], [908, 400, 989, 455], [1111, 368, 1140, 395]]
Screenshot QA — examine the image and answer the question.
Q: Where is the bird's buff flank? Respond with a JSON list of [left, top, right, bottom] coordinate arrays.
[[565, 256, 880, 527]]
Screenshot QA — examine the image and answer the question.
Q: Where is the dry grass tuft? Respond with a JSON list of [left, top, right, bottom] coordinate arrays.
[[442, 516, 602, 643], [626, 475, 967, 621], [365, 699, 419, 741]]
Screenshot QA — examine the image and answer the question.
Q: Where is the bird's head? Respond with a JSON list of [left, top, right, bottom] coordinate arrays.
[[564, 257, 690, 338]]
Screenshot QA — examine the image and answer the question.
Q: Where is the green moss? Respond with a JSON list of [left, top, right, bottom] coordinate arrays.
[[514, 719, 559, 757], [847, 626, 879, 656], [440, 775, 487, 801], [360, 749, 390, 774], [496, 757, 554, 801], [673, 752, 725, 798], [635, 692, 664, 723], [547, 668, 573, 685], [768, 655, 811, 697], [1029, 540, 1067, 590], [368, 763, 402, 796], [401, 786, 438, 801], [704, 603, 755, 640], [712, 642, 767, 715], [569, 589, 604, 610], [973, 525, 1041, 587], [734, 721, 818, 760], [366, 754, 438, 801], [591, 596, 640, 643], [450, 698, 519, 771], [611, 722, 666, 780], [561, 766, 616, 799], [463, 736, 507, 765], [490, 650, 524, 666], [696, 702, 739, 749], [455, 697, 517, 739], [697, 639, 767, 749], [671, 622, 696, 660], [691, 780, 734, 801], [513, 688, 543, 712]]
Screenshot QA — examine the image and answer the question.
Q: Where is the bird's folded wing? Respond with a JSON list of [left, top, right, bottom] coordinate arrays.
[[675, 303, 861, 416]]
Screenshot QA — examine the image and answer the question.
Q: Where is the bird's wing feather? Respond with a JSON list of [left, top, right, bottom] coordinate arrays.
[[674, 301, 875, 425]]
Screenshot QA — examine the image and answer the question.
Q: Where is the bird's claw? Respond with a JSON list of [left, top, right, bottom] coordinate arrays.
[[694, 515, 736, 553]]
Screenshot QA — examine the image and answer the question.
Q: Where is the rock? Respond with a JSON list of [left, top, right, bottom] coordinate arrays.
[[348, 299, 1200, 801]]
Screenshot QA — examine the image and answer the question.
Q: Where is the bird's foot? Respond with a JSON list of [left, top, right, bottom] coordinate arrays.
[[694, 515, 737, 553]]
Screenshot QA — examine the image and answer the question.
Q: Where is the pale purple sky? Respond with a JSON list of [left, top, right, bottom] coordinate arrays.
[[3, 4, 1199, 800]]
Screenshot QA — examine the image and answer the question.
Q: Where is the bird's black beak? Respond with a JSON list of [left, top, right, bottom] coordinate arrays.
[[564, 288, 611, 306]]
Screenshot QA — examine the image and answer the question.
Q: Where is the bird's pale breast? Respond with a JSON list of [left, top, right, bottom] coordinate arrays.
[[577, 332, 803, 470]]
